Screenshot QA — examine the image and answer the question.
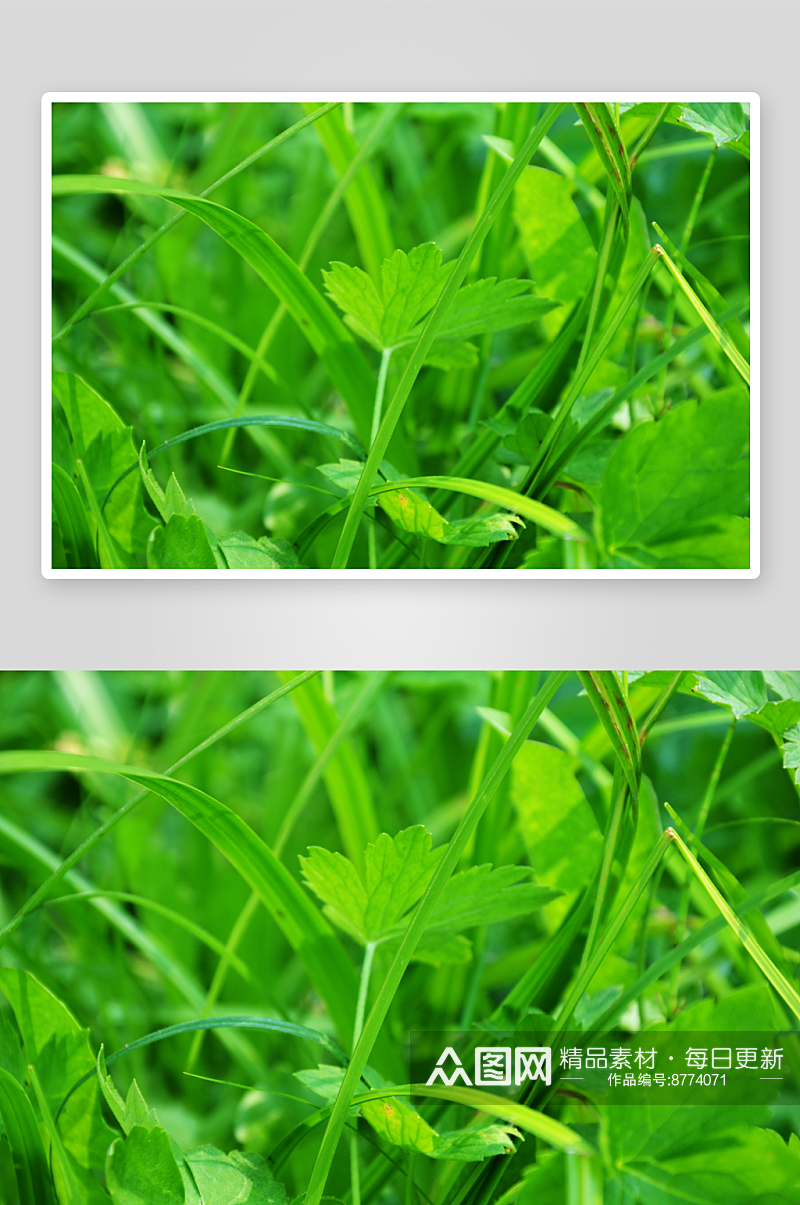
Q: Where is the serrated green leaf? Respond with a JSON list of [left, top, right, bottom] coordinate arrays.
[[184, 1146, 288, 1205], [678, 102, 748, 147], [442, 512, 523, 547], [692, 672, 768, 718], [428, 277, 559, 343], [301, 827, 443, 945], [782, 724, 800, 786], [599, 390, 750, 560], [105, 1125, 185, 1205], [380, 244, 453, 346], [147, 513, 219, 570], [218, 533, 302, 569], [429, 1123, 522, 1161], [361, 1096, 441, 1154]]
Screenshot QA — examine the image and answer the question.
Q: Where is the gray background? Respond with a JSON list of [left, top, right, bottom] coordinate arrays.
[[2, 0, 794, 669]]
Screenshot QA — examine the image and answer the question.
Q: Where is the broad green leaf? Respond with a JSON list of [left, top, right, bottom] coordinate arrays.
[[324, 244, 557, 358], [302, 826, 559, 960], [514, 166, 597, 336], [692, 672, 768, 718], [430, 1123, 522, 1162], [106, 1125, 185, 1205], [360, 1096, 440, 1154], [0, 1067, 57, 1205], [52, 176, 378, 444], [277, 672, 378, 871], [218, 533, 302, 569], [183, 1146, 288, 1205], [782, 724, 800, 785], [443, 512, 523, 547], [147, 514, 219, 570], [52, 463, 99, 569], [630, 514, 750, 570], [378, 487, 449, 540], [511, 742, 603, 926], [0, 969, 115, 1168], [599, 389, 750, 559], [52, 373, 152, 562], [294, 1065, 354, 1105], [764, 672, 800, 702], [678, 102, 748, 146], [301, 826, 443, 944]]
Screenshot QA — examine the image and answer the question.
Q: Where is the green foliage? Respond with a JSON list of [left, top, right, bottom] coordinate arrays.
[[300, 825, 559, 963], [0, 670, 795, 1205], [51, 100, 751, 570]]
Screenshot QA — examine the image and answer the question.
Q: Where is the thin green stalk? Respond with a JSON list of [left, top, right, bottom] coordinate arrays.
[[574, 198, 619, 379], [53, 103, 342, 345], [580, 774, 627, 973], [654, 244, 750, 384], [0, 672, 321, 951], [368, 348, 393, 568], [657, 147, 717, 407], [636, 863, 665, 1029], [349, 941, 375, 1205], [331, 104, 565, 568], [667, 826, 800, 1020], [303, 672, 567, 1205]]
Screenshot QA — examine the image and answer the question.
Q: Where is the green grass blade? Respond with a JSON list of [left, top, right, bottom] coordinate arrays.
[[0, 1068, 56, 1205], [277, 672, 378, 869], [75, 459, 125, 569], [577, 672, 640, 802], [0, 672, 320, 951], [26, 1066, 83, 1205], [53, 236, 240, 412], [52, 175, 377, 442], [0, 750, 361, 1047], [575, 103, 631, 235], [330, 104, 565, 568], [591, 865, 800, 1036], [304, 672, 567, 1205], [380, 477, 583, 542], [53, 102, 341, 343], [654, 243, 750, 384], [667, 824, 800, 1019], [304, 104, 395, 283], [52, 463, 99, 569], [58, 1015, 347, 1121], [42, 892, 255, 984]]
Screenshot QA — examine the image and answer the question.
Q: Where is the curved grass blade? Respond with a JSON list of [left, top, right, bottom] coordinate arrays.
[[53, 102, 342, 344], [53, 236, 240, 412], [42, 892, 255, 984], [0, 672, 320, 951], [102, 414, 365, 511], [577, 672, 640, 803], [52, 176, 377, 441], [653, 243, 750, 384], [90, 301, 290, 393], [0, 750, 361, 1048], [26, 1066, 83, 1205], [575, 103, 631, 235], [304, 103, 395, 283], [0, 1068, 57, 1205], [303, 673, 567, 1205], [57, 1015, 347, 1122], [330, 103, 565, 568]]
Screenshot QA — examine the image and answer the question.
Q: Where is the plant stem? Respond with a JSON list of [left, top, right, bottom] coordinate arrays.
[[667, 716, 736, 1013], [368, 348, 393, 567], [331, 104, 565, 568], [657, 147, 717, 408], [303, 672, 567, 1205]]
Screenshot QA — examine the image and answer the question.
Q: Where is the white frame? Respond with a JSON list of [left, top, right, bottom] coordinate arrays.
[[42, 92, 759, 579]]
